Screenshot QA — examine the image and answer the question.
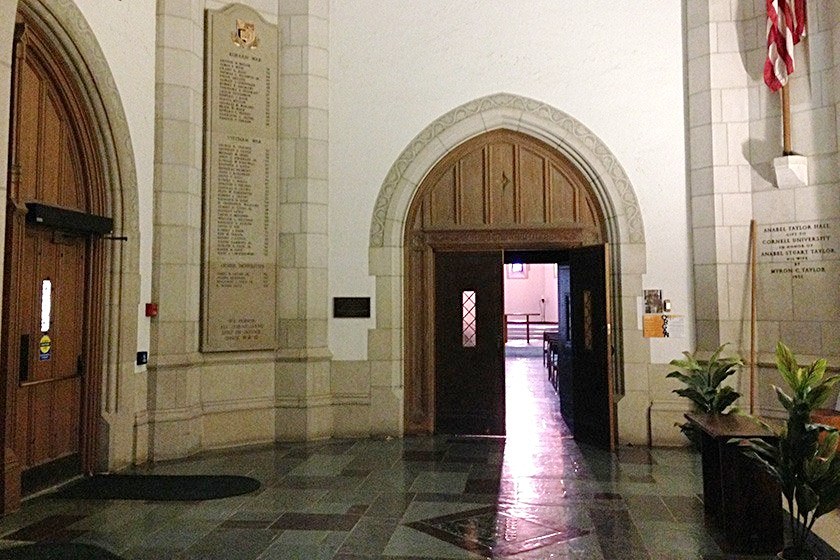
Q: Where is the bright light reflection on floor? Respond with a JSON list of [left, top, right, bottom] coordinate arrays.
[[502, 357, 565, 507], [505, 358, 541, 447]]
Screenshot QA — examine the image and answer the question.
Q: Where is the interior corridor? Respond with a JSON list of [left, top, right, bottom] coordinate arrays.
[[0, 358, 837, 559]]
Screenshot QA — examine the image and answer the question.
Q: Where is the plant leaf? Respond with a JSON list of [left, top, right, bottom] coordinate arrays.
[[806, 359, 828, 385], [796, 483, 819, 514], [666, 371, 693, 384], [710, 360, 742, 389], [712, 387, 740, 413], [775, 342, 798, 389], [774, 385, 794, 411]]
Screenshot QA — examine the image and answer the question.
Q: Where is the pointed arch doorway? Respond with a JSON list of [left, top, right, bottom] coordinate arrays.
[[404, 129, 616, 448], [1, 10, 111, 509]]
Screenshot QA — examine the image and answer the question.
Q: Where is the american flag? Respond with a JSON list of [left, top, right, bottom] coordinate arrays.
[[764, 0, 807, 92]]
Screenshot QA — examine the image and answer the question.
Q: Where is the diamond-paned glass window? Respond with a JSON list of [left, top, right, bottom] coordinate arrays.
[[583, 290, 593, 350], [462, 290, 476, 347]]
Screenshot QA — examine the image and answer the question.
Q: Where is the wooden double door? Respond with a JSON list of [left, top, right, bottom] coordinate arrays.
[[434, 252, 506, 435], [1, 15, 107, 510], [433, 247, 614, 449], [5, 226, 88, 492]]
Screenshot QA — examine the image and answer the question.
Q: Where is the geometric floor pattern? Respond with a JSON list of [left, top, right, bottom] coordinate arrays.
[[405, 505, 591, 556], [0, 357, 838, 559]]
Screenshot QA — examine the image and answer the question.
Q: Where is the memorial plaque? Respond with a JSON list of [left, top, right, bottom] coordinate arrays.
[[202, 5, 278, 351], [757, 219, 840, 321], [757, 219, 839, 277]]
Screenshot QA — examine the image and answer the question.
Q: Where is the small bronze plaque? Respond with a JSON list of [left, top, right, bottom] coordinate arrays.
[[333, 297, 371, 318]]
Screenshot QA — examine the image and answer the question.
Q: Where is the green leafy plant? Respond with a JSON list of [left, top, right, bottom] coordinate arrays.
[[738, 342, 840, 560], [667, 344, 743, 445]]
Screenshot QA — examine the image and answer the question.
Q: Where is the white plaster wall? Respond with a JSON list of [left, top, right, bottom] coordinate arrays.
[[503, 264, 557, 323], [328, 0, 692, 363], [74, 0, 156, 369], [542, 265, 559, 324]]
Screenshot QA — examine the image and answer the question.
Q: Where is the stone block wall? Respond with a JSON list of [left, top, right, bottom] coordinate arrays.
[[147, 0, 336, 460], [674, 0, 840, 438]]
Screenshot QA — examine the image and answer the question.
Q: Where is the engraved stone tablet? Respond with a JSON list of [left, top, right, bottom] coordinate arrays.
[[757, 219, 840, 322], [202, 5, 278, 351]]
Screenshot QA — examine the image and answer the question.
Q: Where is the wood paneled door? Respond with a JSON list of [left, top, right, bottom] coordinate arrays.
[[434, 251, 505, 435], [569, 245, 615, 450], [13, 228, 87, 492], [1, 14, 108, 512], [404, 129, 615, 439]]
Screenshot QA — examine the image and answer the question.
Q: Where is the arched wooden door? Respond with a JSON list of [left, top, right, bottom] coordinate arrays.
[[1, 15, 108, 511], [404, 129, 613, 444]]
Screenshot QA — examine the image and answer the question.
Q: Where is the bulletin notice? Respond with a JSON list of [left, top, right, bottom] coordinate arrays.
[[202, 5, 278, 351]]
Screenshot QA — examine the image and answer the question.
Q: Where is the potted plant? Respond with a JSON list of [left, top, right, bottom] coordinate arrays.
[[667, 343, 743, 446], [738, 342, 840, 560]]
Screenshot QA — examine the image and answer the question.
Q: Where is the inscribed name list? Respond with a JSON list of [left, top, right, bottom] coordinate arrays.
[[203, 6, 278, 351]]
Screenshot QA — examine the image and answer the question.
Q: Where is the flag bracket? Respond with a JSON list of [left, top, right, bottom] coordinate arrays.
[[772, 154, 809, 189]]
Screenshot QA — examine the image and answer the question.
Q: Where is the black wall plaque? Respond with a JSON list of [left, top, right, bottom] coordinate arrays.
[[333, 297, 371, 318]]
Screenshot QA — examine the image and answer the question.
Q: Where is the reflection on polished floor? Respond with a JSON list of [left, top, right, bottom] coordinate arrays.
[[0, 357, 838, 559]]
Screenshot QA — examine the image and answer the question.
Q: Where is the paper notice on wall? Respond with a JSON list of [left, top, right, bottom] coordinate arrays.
[[643, 314, 684, 338]]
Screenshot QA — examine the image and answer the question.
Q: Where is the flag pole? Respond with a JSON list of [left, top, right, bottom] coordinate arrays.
[[781, 83, 793, 155]]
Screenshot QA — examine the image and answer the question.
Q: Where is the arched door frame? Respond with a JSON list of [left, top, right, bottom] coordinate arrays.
[[0, 0, 140, 513], [367, 93, 649, 442]]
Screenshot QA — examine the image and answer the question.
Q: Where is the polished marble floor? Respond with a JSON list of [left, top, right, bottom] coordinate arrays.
[[0, 357, 838, 559]]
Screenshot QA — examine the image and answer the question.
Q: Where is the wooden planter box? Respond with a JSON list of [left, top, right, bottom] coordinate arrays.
[[812, 408, 840, 450]]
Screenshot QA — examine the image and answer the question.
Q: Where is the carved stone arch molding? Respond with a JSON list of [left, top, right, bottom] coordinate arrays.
[[367, 93, 650, 443], [369, 93, 644, 248], [2, 1, 141, 473]]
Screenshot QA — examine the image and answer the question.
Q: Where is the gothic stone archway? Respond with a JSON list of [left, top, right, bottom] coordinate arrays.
[[404, 129, 606, 433], [367, 93, 649, 444]]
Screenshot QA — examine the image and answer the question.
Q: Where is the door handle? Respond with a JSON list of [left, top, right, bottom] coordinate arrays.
[[19, 334, 29, 382]]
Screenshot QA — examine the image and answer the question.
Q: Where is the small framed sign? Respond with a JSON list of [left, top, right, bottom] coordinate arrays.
[[333, 297, 371, 318]]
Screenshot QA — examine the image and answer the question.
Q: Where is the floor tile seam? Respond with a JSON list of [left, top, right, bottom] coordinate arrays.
[[77, 531, 153, 556], [625, 508, 683, 526], [128, 523, 219, 551], [590, 510, 650, 560], [172, 508, 245, 525], [521, 494, 629, 506], [96, 516, 206, 554], [0, 539, 32, 546], [0, 513, 86, 537]]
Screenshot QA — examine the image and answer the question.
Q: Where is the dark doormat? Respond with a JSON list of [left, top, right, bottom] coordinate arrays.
[[0, 543, 124, 559], [53, 474, 261, 501]]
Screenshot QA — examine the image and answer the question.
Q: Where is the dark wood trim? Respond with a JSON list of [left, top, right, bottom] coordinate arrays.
[[1, 16, 29, 516]]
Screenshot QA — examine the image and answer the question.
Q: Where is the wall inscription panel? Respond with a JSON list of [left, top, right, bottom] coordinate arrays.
[[757, 219, 838, 275], [757, 219, 840, 322], [202, 5, 278, 351]]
